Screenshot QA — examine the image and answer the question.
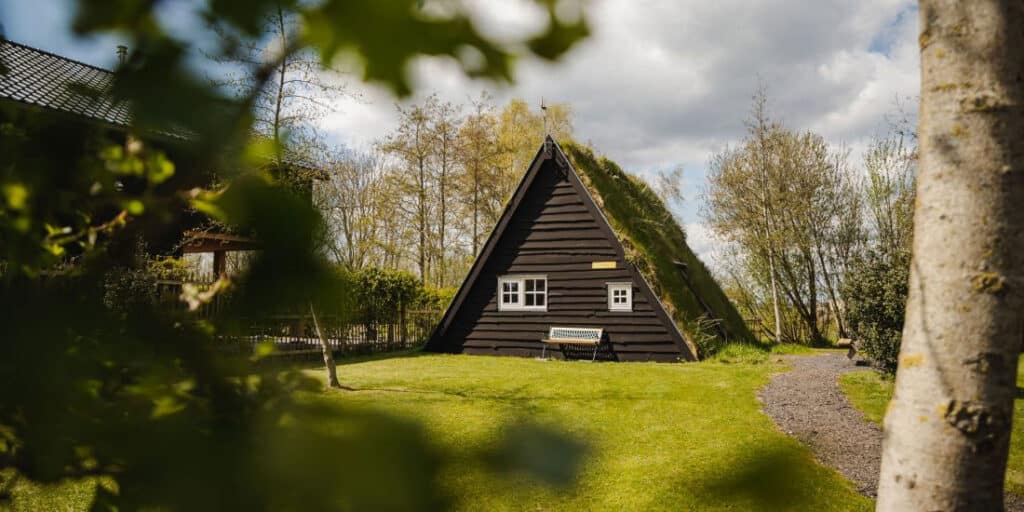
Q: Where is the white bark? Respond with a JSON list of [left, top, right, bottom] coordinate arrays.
[[877, 2, 1024, 510], [767, 249, 783, 343], [309, 302, 341, 389]]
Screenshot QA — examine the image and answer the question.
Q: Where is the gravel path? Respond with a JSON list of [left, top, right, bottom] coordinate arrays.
[[760, 352, 883, 496], [760, 352, 1024, 510]]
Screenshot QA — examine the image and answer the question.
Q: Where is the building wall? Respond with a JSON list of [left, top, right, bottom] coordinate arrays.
[[436, 159, 684, 362]]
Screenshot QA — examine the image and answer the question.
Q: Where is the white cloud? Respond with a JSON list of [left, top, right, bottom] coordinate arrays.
[[4, 0, 920, 264], [314, 0, 920, 264], [684, 222, 727, 270]]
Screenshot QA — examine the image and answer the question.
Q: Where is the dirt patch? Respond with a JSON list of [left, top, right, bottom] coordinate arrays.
[[759, 352, 1024, 510]]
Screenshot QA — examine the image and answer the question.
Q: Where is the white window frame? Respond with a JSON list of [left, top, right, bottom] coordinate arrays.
[[607, 282, 633, 312], [498, 275, 548, 312]]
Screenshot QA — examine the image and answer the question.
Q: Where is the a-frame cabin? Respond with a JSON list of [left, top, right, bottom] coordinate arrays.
[[425, 137, 701, 362]]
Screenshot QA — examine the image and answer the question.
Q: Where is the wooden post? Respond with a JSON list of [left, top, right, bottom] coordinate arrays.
[[400, 302, 408, 348]]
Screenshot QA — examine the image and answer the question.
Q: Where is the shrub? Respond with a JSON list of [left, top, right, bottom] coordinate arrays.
[[351, 267, 420, 322], [843, 250, 910, 373], [103, 255, 191, 313], [417, 285, 457, 310]]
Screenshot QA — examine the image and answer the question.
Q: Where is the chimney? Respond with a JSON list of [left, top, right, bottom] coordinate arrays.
[[116, 45, 128, 65]]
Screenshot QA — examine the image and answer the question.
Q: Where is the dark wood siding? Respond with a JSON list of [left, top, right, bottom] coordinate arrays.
[[434, 158, 684, 362]]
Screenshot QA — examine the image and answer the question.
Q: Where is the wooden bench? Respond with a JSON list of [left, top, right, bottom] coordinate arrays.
[[540, 327, 604, 361]]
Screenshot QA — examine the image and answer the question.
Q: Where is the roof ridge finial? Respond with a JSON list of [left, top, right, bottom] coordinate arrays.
[[540, 96, 548, 136], [116, 45, 128, 66]]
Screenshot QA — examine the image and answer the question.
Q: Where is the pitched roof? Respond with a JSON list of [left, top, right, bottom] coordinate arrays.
[[563, 141, 755, 356], [0, 39, 131, 127], [428, 136, 754, 359], [0, 39, 327, 178]]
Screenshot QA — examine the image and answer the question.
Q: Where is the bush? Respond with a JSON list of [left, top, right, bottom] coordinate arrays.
[[351, 267, 420, 323], [417, 285, 457, 310], [843, 250, 910, 373], [103, 256, 190, 313]]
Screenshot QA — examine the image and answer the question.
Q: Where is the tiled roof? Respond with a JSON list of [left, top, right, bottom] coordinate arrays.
[[0, 39, 326, 178], [0, 39, 131, 127]]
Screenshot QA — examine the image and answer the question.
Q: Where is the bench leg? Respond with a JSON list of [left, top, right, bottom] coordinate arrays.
[[541, 344, 547, 359], [592, 344, 598, 362]]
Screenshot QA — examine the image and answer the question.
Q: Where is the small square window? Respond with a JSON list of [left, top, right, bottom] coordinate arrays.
[[607, 283, 632, 312], [498, 275, 547, 311]]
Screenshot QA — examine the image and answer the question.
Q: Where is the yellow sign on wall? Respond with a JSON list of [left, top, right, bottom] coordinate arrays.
[[591, 261, 617, 269]]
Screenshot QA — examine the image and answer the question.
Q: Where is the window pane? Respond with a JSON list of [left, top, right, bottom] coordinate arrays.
[[536, 294, 545, 306], [535, 280, 545, 291], [525, 280, 534, 292], [525, 294, 535, 306]]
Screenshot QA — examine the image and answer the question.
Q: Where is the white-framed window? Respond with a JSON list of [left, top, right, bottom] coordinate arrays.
[[607, 282, 633, 312], [498, 275, 547, 311]]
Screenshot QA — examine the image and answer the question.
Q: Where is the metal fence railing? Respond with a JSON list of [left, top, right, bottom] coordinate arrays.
[[154, 280, 442, 362]]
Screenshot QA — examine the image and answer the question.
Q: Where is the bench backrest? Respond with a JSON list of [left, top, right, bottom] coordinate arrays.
[[548, 326, 603, 342]]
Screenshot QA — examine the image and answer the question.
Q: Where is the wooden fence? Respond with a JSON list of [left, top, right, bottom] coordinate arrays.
[[155, 280, 442, 362]]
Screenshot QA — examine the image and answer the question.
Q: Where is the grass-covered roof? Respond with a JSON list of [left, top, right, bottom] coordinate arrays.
[[561, 141, 754, 356]]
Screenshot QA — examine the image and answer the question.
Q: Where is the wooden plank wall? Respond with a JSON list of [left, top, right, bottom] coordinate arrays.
[[439, 159, 683, 362]]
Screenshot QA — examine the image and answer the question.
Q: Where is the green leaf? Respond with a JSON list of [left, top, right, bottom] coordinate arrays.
[[2, 183, 28, 210]]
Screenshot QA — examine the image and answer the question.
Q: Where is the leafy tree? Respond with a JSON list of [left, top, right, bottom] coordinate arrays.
[[428, 98, 461, 287], [0, 0, 590, 509], [704, 92, 859, 344], [380, 97, 437, 282], [842, 250, 909, 373], [456, 93, 504, 255], [840, 129, 917, 371]]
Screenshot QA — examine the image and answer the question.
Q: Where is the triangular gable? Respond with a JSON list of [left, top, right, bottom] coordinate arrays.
[[425, 136, 696, 361]]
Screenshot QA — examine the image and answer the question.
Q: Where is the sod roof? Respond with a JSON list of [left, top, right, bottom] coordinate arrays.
[[559, 140, 754, 356]]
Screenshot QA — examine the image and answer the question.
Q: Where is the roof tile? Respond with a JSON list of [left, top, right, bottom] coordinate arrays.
[[0, 39, 131, 127]]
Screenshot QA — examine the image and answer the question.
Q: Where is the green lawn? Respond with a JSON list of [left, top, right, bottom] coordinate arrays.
[[309, 353, 869, 511], [6, 354, 872, 511], [840, 361, 1024, 495]]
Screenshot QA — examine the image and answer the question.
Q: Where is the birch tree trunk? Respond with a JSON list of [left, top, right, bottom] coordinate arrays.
[[767, 247, 784, 343], [309, 302, 341, 389], [877, 2, 1024, 510]]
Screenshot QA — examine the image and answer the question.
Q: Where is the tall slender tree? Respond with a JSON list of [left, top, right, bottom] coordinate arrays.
[[457, 94, 503, 255], [749, 90, 785, 343], [877, 2, 1024, 510], [209, 4, 350, 150], [381, 99, 436, 282], [429, 99, 461, 287]]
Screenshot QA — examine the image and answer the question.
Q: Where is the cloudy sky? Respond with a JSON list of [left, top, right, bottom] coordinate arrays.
[[1, 0, 920, 262]]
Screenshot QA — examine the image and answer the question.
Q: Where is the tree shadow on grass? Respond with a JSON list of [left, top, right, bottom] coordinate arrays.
[[293, 348, 430, 371], [680, 444, 868, 511]]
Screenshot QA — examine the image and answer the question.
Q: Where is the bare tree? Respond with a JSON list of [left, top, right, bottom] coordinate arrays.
[[209, 4, 351, 149], [317, 147, 391, 269], [877, 2, 1024, 510]]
